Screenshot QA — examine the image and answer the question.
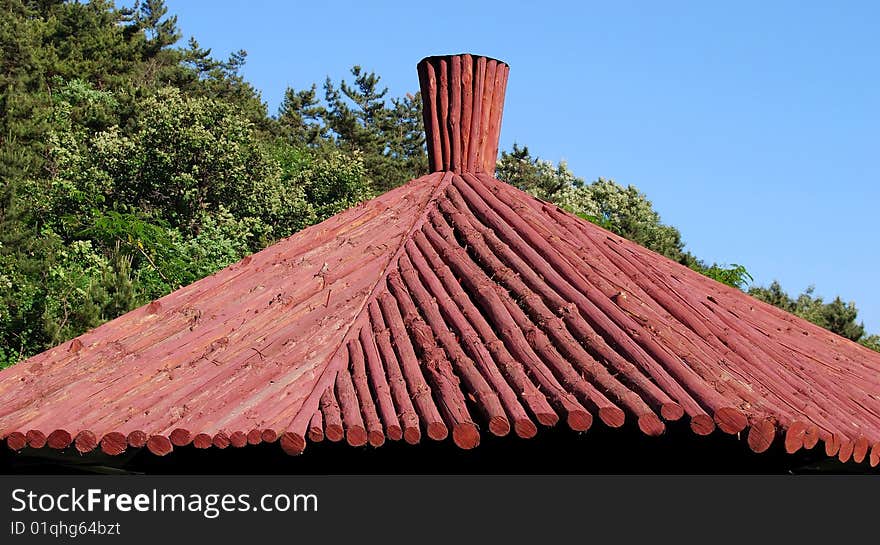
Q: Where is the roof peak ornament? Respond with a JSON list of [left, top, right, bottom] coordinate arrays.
[[417, 54, 509, 174]]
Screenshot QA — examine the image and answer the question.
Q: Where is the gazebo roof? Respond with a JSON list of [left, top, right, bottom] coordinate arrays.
[[2, 54, 879, 466]]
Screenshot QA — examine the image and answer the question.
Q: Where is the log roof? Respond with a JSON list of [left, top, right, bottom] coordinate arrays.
[[2, 54, 879, 466]]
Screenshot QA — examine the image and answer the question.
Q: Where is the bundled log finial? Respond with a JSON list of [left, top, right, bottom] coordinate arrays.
[[417, 54, 509, 174]]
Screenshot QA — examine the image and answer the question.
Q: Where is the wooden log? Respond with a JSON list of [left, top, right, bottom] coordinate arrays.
[[581, 225, 848, 438], [870, 443, 880, 468], [466, 56, 486, 172], [170, 428, 192, 447], [456, 174, 716, 432], [476, 177, 750, 435], [359, 327, 401, 441], [368, 300, 421, 444], [398, 253, 510, 436], [536, 203, 760, 431], [406, 236, 543, 437], [747, 419, 776, 453], [437, 58, 451, 169], [838, 439, 854, 463], [449, 55, 462, 173], [348, 338, 385, 446], [74, 430, 97, 453], [421, 218, 590, 431], [192, 433, 212, 449], [6, 432, 26, 451], [334, 359, 367, 447], [308, 410, 324, 443], [212, 431, 230, 449], [440, 192, 674, 426], [802, 425, 820, 450], [824, 434, 841, 457], [583, 219, 880, 440], [46, 429, 72, 449], [229, 431, 247, 448], [460, 54, 473, 173], [319, 387, 344, 442], [127, 430, 147, 449], [476, 60, 497, 173], [498, 292, 620, 432], [147, 435, 173, 456], [388, 271, 480, 449], [486, 64, 508, 173], [417, 59, 442, 171], [100, 432, 127, 455], [26, 430, 46, 449], [413, 226, 559, 431], [853, 436, 869, 464], [247, 429, 262, 445], [784, 421, 807, 454], [378, 290, 448, 441]]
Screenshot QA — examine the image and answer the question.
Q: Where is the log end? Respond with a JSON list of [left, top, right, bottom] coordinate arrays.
[[427, 421, 449, 441], [26, 430, 47, 449], [386, 424, 403, 442], [403, 425, 421, 445], [870, 443, 880, 468], [229, 431, 248, 448], [598, 407, 625, 428], [824, 434, 842, 457], [170, 428, 192, 447], [368, 430, 385, 448], [535, 411, 559, 427], [714, 407, 748, 434], [307, 425, 324, 443], [690, 414, 716, 436], [146, 435, 173, 456], [6, 432, 26, 451], [212, 432, 230, 449], [660, 402, 685, 421], [100, 432, 127, 456], [279, 432, 306, 455], [325, 424, 344, 443], [74, 430, 98, 453], [566, 409, 592, 432], [514, 418, 538, 439], [260, 429, 278, 443], [747, 420, 776, 453], [47, 429, 72, 450], [346, 425, 368, 447], [247, 429, 263, 445], [638, 414, 665, 437], [837, 440, 854, 464], [852, 437, 869, 464], [802, 425, 820, 450], [127, 430, 148, 449], [192, 433, 213, 449], [784, 421, 808, 454], [488, 415, 510, 437], [452, 422, 480, 449]]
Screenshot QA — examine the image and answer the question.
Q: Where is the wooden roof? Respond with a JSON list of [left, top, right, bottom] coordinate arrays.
[[2, 54, 879, 466]]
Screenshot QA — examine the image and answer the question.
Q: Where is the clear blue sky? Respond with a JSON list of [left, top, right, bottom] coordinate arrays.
[[162, 0, 879, 333]]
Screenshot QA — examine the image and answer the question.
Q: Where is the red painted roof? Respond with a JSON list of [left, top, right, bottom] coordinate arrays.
[[2, 54, 879, 466]]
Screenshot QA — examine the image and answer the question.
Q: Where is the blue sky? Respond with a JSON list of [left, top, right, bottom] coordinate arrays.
[[163, 0, 879, 333]]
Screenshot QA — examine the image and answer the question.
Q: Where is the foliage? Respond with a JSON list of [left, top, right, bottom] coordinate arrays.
[[280, 66, 427, 192]]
